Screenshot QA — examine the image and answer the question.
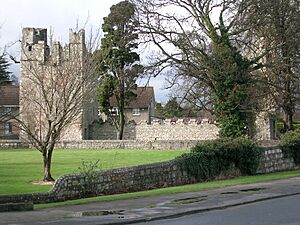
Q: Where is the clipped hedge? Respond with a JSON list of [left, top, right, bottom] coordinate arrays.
[[280, 130, 300, 165], [177, 137, 263, 182]]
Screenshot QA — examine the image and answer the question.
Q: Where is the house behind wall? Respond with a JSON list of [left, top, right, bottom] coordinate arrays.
[[0, 85, 19, 139]]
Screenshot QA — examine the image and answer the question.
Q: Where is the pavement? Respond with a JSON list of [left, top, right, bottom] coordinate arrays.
[[1, 177, 300, 225]]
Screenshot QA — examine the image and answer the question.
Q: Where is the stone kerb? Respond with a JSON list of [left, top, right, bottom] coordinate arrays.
[[136, 118, 219, 141]]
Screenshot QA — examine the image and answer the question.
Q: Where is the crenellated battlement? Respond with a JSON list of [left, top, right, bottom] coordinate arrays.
[[134, 118, 219, 141], [139, 118, 215, 125], [22, 28, 47, 45], [21, 27, 86, 65], [69, 29, 85, 44]]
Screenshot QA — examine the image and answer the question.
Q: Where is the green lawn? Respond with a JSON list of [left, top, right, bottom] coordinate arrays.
[[277, 120, 300, 131], [0, 148, 187, 195]]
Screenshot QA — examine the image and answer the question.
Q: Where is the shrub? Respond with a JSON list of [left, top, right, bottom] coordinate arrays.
[[177, 137, 262, 182], [78, 160, 101, 196], [280, 130, 300, 165]]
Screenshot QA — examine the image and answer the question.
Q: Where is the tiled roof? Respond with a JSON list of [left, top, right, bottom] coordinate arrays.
[[110, 87, 155, 109], [0, 85, 19, 106]]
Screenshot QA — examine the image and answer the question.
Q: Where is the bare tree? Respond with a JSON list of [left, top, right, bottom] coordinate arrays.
[[132, 0, 268, 137], [250, 0, 300, 131], [19, 28, 99, 181]]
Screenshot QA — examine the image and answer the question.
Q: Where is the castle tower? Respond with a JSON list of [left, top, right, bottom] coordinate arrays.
[[19, 28, 97, 142], [21, 28, 49, 64]]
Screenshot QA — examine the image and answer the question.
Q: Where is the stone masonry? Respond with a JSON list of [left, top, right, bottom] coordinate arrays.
[[92, 118, 220, 141], [136, 119, 219, 141], [257, 147, 298, 173]]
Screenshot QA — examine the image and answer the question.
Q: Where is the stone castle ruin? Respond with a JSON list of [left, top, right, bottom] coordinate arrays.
[[20, 28, 98, 142], [19, 27, 275, 142]]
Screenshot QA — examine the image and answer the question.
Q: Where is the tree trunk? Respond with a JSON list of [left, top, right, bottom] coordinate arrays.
[[118, 113, 125, 140], [283, 110, 294, 132], [42, 148, 55, 182], [117, 78, 125, 140]]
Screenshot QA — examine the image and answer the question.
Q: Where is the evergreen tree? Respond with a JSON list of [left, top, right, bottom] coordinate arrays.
[[163, 97, 183, 118], [96, 0, 143, 140], [0, 53, 11, 85]]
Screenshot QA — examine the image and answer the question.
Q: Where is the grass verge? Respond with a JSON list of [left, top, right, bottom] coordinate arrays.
[[36, 169, 300, 209]]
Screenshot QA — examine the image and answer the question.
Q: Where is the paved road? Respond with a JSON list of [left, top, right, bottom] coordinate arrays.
[[2, 178, 300, 225], [135, 194, 300, 225]]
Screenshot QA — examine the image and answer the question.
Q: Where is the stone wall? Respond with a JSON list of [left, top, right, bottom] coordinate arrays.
[[0, 139, 199, 150], [136, 119, 219, 141], [92, 118, 219, 141], [0, 160, 195, 204], [56, 140, 199, 150], [50, 160, 194, 198], [257, 147, 298, 173], [0, 140, 27, 148], [91, 121, 136, 140], [0, 146, 298, 205], [253, 111, 276, 140]]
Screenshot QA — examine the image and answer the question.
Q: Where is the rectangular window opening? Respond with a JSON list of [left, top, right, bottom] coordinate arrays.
[[132, 108, 140, 116], [4, 122, 12, 135]]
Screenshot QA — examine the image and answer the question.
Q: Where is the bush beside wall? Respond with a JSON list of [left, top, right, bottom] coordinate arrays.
[[281, 130, 300, 165], [177, 138, 263, 181]]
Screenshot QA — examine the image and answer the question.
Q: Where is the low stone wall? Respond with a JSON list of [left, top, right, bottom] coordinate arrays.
[[0, 140, 26, 149], [0, 140, 200, 150], [51, 160, 194, 198], [257, 147, 298, 173], [0, 147, 298, 205], [56, 140, 199, 150], [0, 160, 195, 204]]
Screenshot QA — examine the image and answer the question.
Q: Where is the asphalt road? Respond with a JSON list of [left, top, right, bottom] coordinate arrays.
[[136, 194, 300, 225]]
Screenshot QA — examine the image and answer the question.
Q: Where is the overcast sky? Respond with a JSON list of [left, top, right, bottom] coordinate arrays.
[[0, 0, 170, 103]]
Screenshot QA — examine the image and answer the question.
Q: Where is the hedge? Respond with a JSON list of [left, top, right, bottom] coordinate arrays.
[[280, 130, 300, 165], [176, 137, 263, 182]]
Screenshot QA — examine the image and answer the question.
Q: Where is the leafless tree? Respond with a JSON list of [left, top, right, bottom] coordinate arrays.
[[18, 29, 99, 181], [131, 0, 270, 137], [250, 0, 300, 131]]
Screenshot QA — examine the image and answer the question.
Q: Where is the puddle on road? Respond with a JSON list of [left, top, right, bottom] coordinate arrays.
[[72, 210, 124, 217], [221, 187, 266, 195], [220, 191, 239, 195], [165, 196, 207, 206], [239, 187, 266, 192]]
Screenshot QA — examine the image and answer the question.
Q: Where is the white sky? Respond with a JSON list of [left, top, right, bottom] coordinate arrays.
[[0, 0, 169, 103]]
